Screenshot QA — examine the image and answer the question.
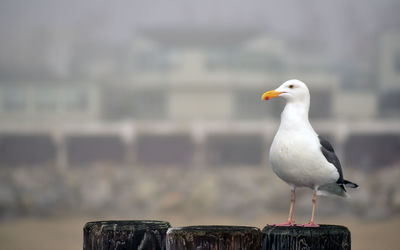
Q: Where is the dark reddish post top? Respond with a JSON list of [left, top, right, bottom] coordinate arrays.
[[262, 225, 351, 250], [83, 220, 171, 250], [166, 225, 262, 250]]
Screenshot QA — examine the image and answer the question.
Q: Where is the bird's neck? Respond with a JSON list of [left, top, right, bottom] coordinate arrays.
[[280, 101, 311, 130]]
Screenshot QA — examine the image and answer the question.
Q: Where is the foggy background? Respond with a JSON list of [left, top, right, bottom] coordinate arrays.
[[0, 1, 399, 249]]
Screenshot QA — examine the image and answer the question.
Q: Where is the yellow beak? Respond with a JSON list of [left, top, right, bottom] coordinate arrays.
[[261, 90, 283, 100]]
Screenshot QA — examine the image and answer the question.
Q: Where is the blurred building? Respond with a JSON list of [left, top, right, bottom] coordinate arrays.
[[379, 33, 400, 118], [0, 29, 399, 169]]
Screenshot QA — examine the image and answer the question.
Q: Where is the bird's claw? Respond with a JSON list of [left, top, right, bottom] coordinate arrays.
[[299, 222, 319, 227]]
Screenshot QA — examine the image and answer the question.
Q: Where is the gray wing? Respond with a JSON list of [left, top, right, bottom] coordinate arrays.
[[318, 136, 344, 185]]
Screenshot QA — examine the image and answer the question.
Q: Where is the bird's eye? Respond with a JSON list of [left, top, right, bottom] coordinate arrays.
[[289, 84, 294, 89]]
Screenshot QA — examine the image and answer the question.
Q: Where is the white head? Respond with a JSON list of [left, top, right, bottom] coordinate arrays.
[[261, 79, 310, 103]]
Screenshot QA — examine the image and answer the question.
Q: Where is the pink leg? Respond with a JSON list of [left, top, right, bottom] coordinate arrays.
[[269, 188, 295, 226], [300, 189, 319, 227]]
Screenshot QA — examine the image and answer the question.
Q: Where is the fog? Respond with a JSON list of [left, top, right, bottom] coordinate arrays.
[[1, 0, 400, 85], [0, 1, 399, 249]]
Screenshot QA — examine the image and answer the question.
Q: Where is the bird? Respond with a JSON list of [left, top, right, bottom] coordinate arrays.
[[261, 79, 358, 227]]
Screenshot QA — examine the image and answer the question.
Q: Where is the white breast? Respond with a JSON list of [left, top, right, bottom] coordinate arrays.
[[269, 128, 339, 188]]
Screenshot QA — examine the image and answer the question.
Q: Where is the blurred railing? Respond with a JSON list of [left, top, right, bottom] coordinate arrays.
[[0, 120, 399, 169]]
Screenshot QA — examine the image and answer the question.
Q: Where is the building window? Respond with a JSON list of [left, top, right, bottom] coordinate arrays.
[[345, 134, 400, 169], [379, 90, 400, 118], [309, 90, 332, 119], [66, 134, 125, 165], [132, 89, 166, 119], [0, 133, 56, 166], [102, 87, 166, 120], [234, 89, 283, 119], [205, 133, 264, 166], [2, 86, 28, 111], [394, 52, 400, 73], [62, 87, 88, 111], [34, 88, 59, 111], [136, 133, 194, 165], [207, 50, 284, 72], [133, 51, 175, 71]]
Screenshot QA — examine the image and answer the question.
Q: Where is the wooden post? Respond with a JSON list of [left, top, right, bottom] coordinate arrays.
[[262, 225, 351, 250], [166, 225, 262, 250], [83, 220, 171, 250]]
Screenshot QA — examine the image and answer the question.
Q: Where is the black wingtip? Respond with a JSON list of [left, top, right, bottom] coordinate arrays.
[[343, 180, 359, 188]]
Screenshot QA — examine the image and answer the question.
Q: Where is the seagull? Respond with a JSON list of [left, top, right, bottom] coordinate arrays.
[[261, 79, 358, 227]]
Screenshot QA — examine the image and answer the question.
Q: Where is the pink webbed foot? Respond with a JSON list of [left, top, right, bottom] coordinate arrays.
[[268, 221, 294, 227], [299, 222, 319, 227]]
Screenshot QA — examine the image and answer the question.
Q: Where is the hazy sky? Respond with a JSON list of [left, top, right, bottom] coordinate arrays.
[[0, 0, 399, 82], [1, 0, 399, 41]]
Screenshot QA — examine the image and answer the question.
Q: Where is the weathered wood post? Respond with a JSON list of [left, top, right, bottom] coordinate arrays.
[[166, 225, 262, 250], [83, 220, 171, 250], [262, 225, 351, 250]]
